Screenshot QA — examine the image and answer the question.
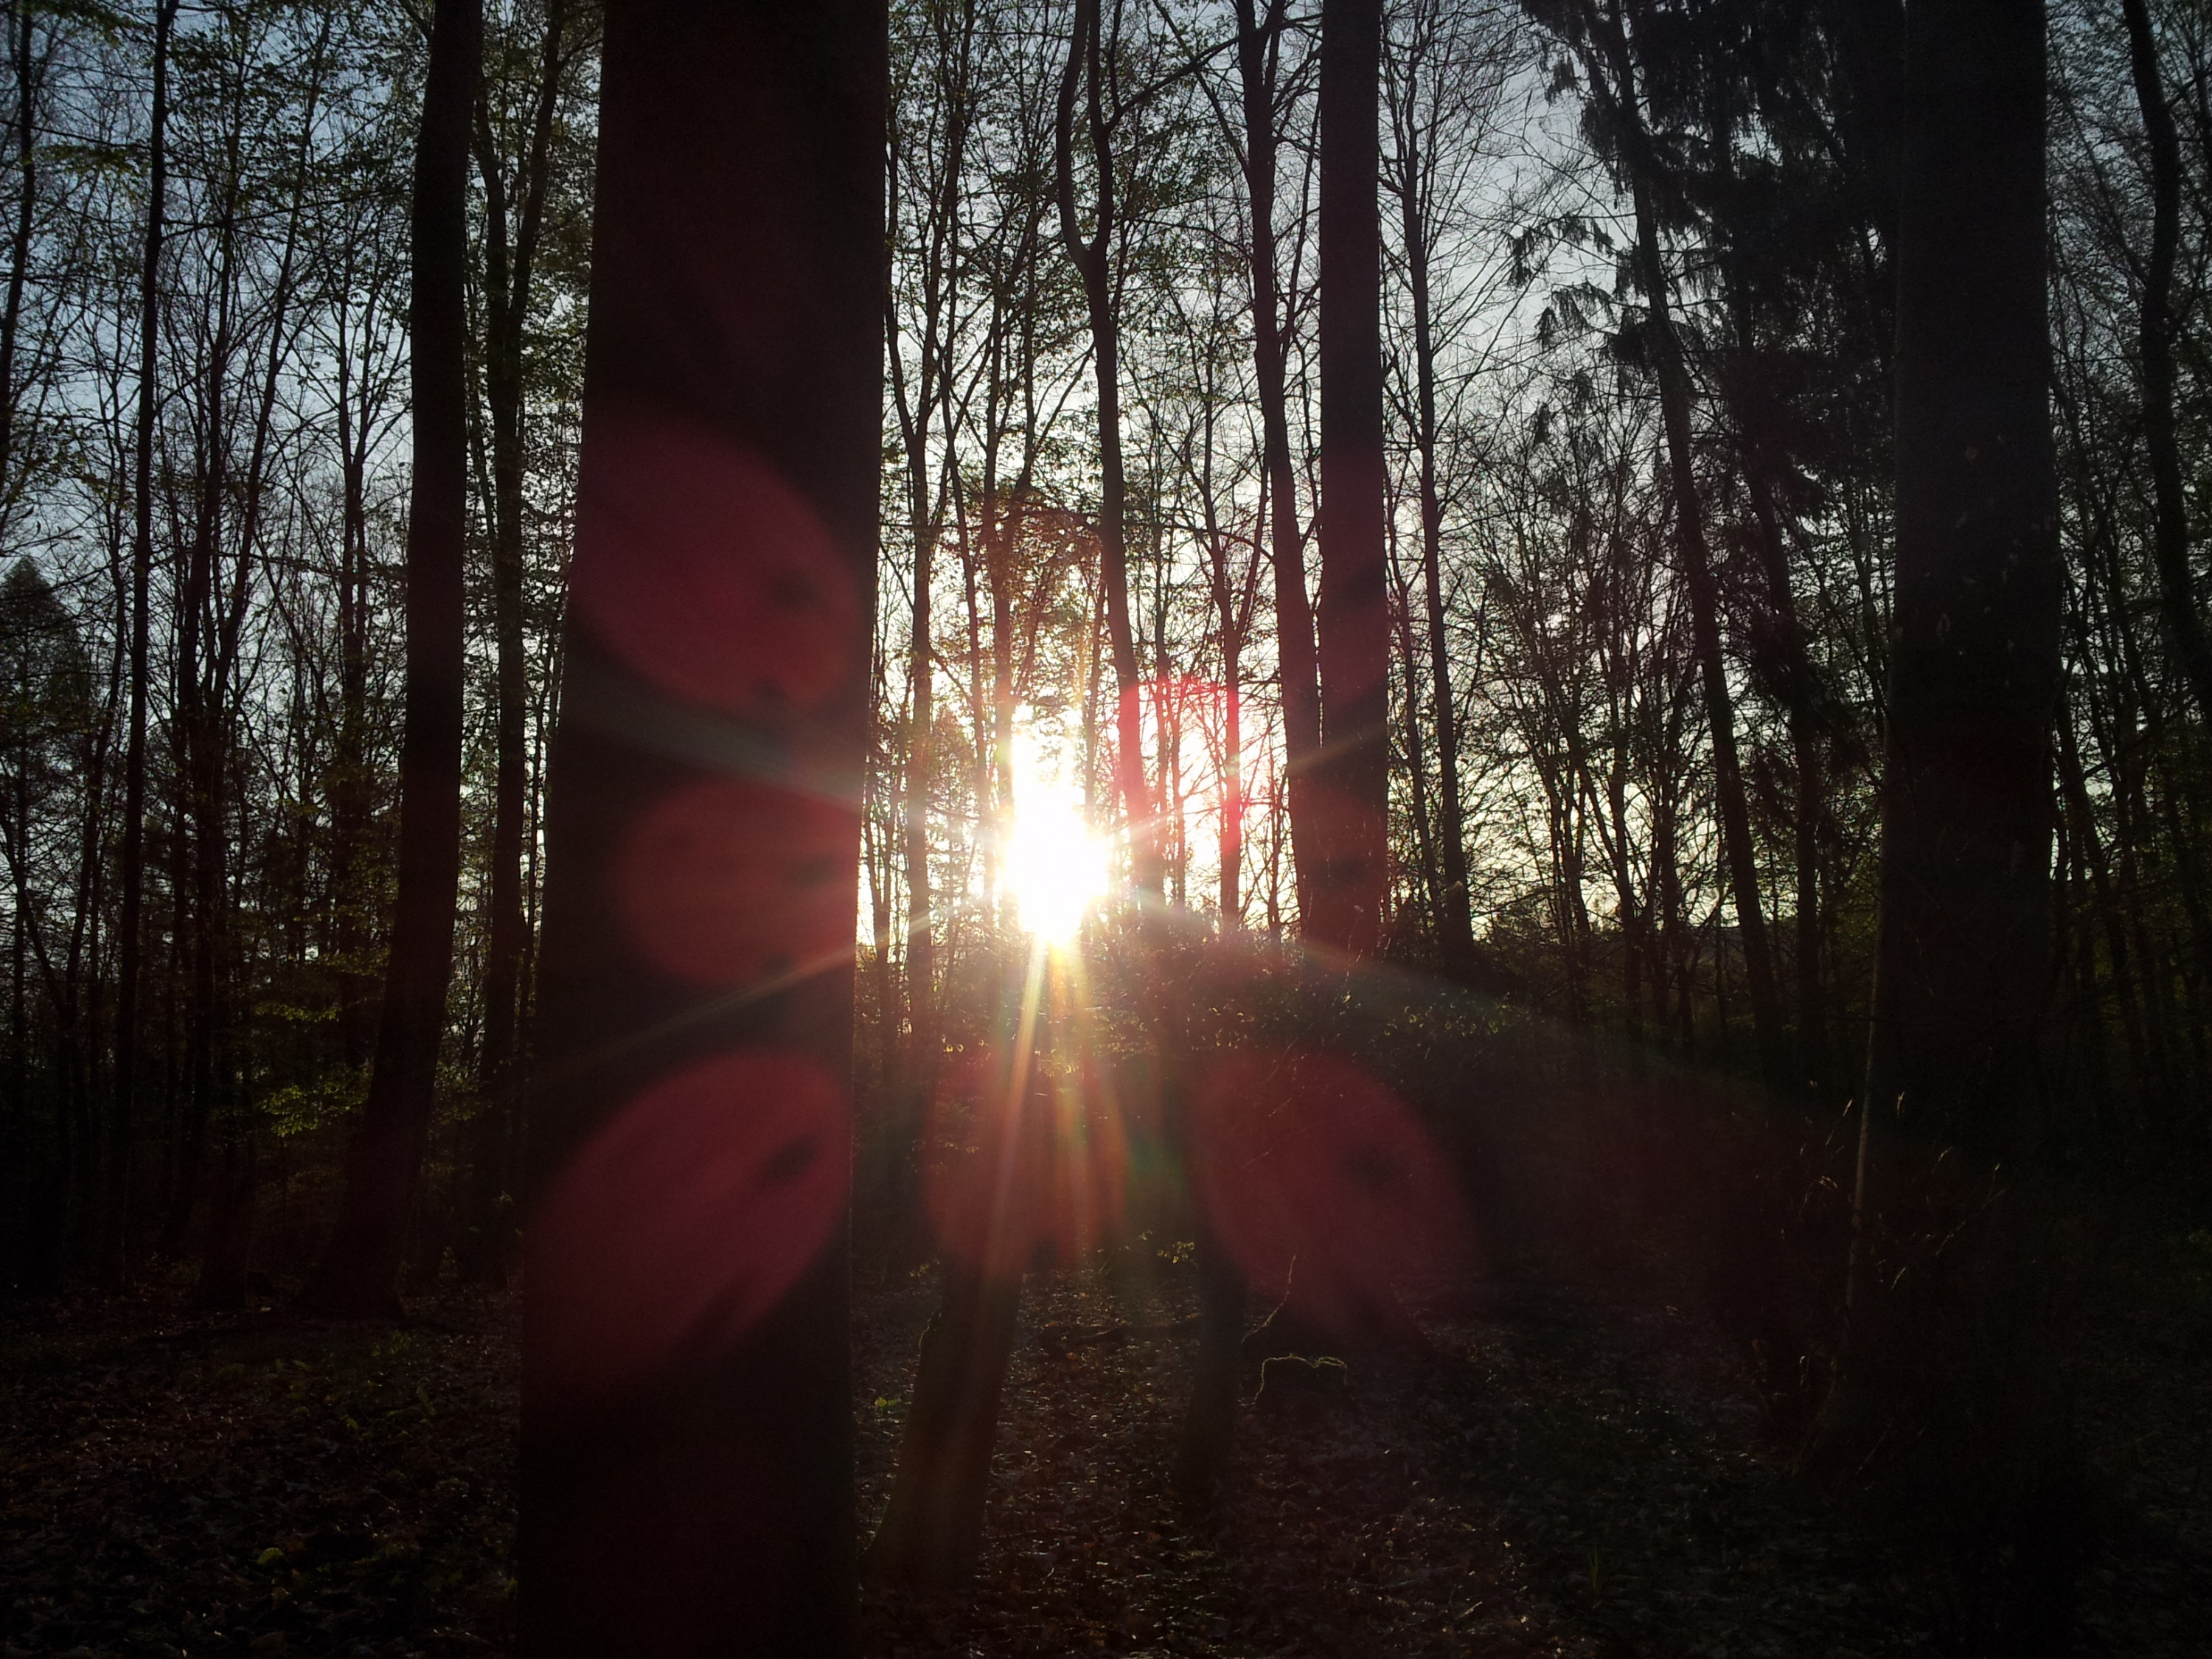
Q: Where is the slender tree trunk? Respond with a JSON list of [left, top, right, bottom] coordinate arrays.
[[2056, 702, 2152, 1098], [1220, 630, 1245, 925], [868, 984, 1043, 1584], [1311, 0, 1389, 959], [0, 6, 41, 504], [463, 0, 566, 1284], [102, 0, 178, 1290], [1390, 102, 1474, 975], [905, 529, 935, 1069], [520, 4, 880, 1652], [331, 324, 373, 1071], [1056, 0, 1155, 893], [303, 0, 481, 1317], [1394, 537, 1441, 932], [2121, 0, 2212, 729], [162, 209, 237, 1260], [1234, 0, 1321, 917], [867, 1256, 1023, 1585]]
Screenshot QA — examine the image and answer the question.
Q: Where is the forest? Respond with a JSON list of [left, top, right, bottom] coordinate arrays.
[[0, 0, 2208, 1655]]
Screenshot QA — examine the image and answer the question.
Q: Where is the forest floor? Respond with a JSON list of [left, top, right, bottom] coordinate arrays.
[[2, 1223, 2207, 1658]]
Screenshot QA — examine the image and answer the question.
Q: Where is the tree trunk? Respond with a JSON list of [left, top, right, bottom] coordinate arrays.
[[462, 0, 566, 1285], [1857, 0, 2059, 1173], [302, 0, 480, 1318], [0, 5, 41, 504], [867, 987, 1044, 1585], [102, 0, 178, 1290], [161, 201, 237, 1261], [2056, 700, 2153, 1099], [1056, 0, 1156, 894], [1394, 535, 1442, 932], [518, 3, 880, 1652], [1234, 0, 1321, 919], [1311, 0, 1389, 959], [1825, 6, 2071, 1627], [866, 1258, 1023, 1585], [1388, 85, 1475, 976]]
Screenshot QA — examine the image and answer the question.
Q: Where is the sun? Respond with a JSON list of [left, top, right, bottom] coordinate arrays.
[[1003, 737, 1109, 947]]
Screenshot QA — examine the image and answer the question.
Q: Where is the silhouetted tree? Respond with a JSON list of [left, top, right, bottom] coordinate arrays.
[[304, 0, 482, 1317], [519, 2, 883, 1652]]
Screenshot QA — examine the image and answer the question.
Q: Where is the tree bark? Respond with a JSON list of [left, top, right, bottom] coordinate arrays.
[[518, 3, 881, 1653], [302, 0, 480, 1317], [462, 0, 567, 1284], [1311, 0, 1389, 959], [102, 0, 178, 1290], [1824, 13, 2068, 1613], [1056, 0, 1157, 894], [0, 5, 42, 505], [1857, 0, 2059, 1169], [1233, 0, 1322, 922], [866, 1257, 1023, 1585], [1385, 55, 1475, 975]]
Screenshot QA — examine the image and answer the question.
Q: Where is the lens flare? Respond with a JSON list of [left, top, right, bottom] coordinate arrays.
[[1191, 1047, 1468, 1339], [527, 1051, 848, 1409], [1003, 737, 1107, 946]]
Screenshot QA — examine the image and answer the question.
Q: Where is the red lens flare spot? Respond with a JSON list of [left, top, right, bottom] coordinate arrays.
[[571, 412, 858, 717], [616, 776, 857, 988], [924, 1048, 1128, 1280], [529, 1051, 847, 1407], [1191, 1048, 1466, 1338]]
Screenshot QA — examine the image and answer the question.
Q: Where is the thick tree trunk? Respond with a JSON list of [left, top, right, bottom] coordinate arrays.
[[1311, 0, 1390, 959], [519, 4, 880, 1653], [302, 0, 479, 1318], [1825, 7, 2070, 1626], [1858, 0, 2059, 1174], [102, 0, 178, 1290]]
